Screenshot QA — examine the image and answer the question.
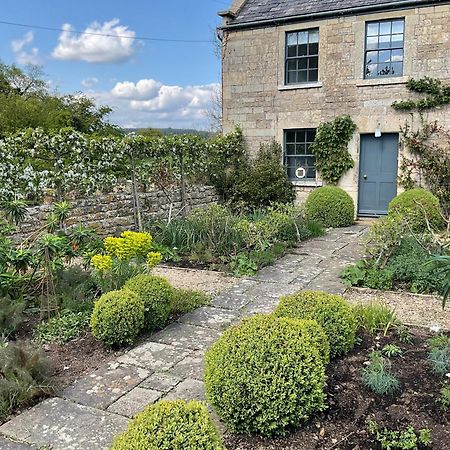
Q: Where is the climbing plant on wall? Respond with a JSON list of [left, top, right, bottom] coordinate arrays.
[[392, 77, 450, 112], [310, 115, 357, 185]]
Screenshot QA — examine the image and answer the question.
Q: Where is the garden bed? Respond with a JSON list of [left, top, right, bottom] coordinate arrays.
[[223, 327, 450, 450], [345, 288, 450, 331]]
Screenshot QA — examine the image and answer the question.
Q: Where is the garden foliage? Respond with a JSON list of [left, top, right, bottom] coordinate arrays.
[[275, 290, 357, 358], [205, 314, 326, 436], [304, 186, 354, 228], [110, 400, 225, 450]]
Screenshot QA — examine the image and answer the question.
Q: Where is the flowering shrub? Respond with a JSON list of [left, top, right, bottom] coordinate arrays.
[[90, 231, 161, 293]]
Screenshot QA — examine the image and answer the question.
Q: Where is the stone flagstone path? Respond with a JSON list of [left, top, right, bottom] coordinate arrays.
[[0, 225, 368, 450]]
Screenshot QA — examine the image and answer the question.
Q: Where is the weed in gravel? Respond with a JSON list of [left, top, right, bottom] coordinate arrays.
[[382, 344, 403, 358], [396, 325, 414, 344]]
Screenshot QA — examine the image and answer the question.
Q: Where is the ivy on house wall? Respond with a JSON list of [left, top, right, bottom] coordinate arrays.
[[392, 77, 450, 112], [311, 115, 357, 185]]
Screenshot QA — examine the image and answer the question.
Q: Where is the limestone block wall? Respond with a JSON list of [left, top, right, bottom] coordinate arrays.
[[13, 185, 218, 239], [222, 4, 450, 207]]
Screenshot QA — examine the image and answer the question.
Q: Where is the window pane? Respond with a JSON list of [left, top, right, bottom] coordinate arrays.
[[391, 33, 404, 47], [296, 130, 306, 142], [298, 44, 308, 56], [309, 69, 319, 82], [379, 35, 390, 48], [378, 50, 391, 64], [298, 31, 308, 45], [366, 63, 377, 77], [309, 42, 319, 55], [285, 132, 296, 143], [392, 20, 404, 34], [287, 46, 297, 57], [287, 166, 297, 180], [287, 32, 297, 46], [298, 70, 308, 82], [380, 21, 392, 35], [391, 48, 403, 62], [287, 60, 297, 70], [367, 22, 379, 36], [391, 61, 403, 76], [309, 29, 319, 44], [287, 71, 297, 84], [366, 51, 378, 64], [378, 64, 392, 76], [308, 56, 319, 69], [366, 36, 378, 50], [299, 58, 307, 70], [306, 129, 316, 142], [296, 144, 306, 155]]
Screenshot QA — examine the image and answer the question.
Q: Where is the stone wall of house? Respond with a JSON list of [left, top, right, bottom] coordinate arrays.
[[13, 185, 218, 239], [222, 4, 450, 204]]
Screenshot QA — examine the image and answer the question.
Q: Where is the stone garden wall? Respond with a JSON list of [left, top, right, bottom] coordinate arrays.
[[14, 185, 218, 239]]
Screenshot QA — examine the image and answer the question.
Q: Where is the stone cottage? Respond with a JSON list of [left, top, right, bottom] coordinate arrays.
[[219, 0, 450, 216]]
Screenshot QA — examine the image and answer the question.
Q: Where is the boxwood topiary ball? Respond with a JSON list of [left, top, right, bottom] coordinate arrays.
[[275, 290, 357, 358], [205, 314, 326, 436], [110, 400, 225, 450], [124, 274, 174, 331], [90, 289, 144, 346], [304, 186, 354, 228], [388, 188, 443, 232]]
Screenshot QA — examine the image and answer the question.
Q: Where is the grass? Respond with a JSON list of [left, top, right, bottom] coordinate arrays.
[[353, 301, 398, 335]]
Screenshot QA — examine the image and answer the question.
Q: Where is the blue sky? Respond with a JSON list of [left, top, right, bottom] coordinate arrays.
[[0, 0, 229, 129]]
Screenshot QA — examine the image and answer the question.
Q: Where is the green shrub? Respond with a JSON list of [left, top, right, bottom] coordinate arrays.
[[110, 400, 225, 450], [233, 140, 295, 210], [171, 289, 211, 315], [34, 310, 91, 344], [368, 421, 432, 449], [0, 343, 53, 421], [304, 186, 354, 228], [205, 314, 326, 436], [388, 188, 443, 231], [0, 296, 25, 339], [353, 302, 398, 335], [341, 260, 394, 290], [124, 275, 174, 331], [90, 290, 144, 346], [275, 290, 357, 358]]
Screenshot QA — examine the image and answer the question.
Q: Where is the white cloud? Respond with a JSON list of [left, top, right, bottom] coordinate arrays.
[[111, 79, 162, 99], [81, 77, 99, 88], [89, 79, 220, 129], [11, 31, 41, 65], [52, 19, 136, 63]]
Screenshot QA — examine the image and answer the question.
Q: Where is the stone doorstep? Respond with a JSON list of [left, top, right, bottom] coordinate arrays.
[[0, 398, 129, 450]]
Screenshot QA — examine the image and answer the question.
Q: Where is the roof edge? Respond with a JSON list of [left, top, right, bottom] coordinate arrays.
[[221, 0, 449, 31]]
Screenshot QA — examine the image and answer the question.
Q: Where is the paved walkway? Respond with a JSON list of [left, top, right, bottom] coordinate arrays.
[[0, 225, 367, 450]]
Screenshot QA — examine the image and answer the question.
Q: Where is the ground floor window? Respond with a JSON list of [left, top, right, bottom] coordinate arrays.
[[284, 129, 317, 181]]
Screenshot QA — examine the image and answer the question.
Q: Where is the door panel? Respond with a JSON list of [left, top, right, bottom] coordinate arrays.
[[358, 134, 398, 216]]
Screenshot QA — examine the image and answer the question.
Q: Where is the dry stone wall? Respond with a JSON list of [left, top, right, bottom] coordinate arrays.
[[14, 185, 218, 239]]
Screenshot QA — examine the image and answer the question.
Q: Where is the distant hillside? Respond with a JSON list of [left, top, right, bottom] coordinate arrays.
[[125, 128, 215, 138]]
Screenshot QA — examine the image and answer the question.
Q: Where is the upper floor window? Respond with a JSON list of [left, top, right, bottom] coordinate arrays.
[[284, 129, 317, 181], [285, 29, 319, 85], [365, 19, 405, 79]]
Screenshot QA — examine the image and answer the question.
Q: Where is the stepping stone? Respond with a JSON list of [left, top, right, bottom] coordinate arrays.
[[169, 350, 205, 381], [118, 341, 191, 371], [0, 436, 35, 449], [0, 398, 129, 450], [139, 372, 182, 393], [150, 322, 221, 350], [62, 363, 150, 410], [107, 387, 162, 418], [163, 378, 206, 402], [211, 292, 252, 310], [177, 306, 239, 330]]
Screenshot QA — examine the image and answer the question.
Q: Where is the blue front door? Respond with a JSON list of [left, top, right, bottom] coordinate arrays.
[[358, 134, 399, 216]]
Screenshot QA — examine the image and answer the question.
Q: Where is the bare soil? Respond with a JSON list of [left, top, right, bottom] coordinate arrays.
[[224, 328, 450, 450], [345, 287, 450, 331]]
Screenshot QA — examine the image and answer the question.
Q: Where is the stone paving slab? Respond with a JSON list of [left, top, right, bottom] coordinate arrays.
[[163, 378, 206, 402], [62, 362, 150, 410], [240, 295, 280, 316], [0, 398, 129, 450], [139, 372, 182, 393], [177, 306, 240, 330], [149, 322, 221, 350], [118, 341, 191, 370], [0, 436, 35, 449], [245, 281, 305, 299], [169, 349, 205, 381], [107, 387, 162, 418], [211, 292, 253, 310]]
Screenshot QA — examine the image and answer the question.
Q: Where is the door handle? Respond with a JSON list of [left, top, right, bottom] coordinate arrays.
[[363, 174, 368, 180]]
